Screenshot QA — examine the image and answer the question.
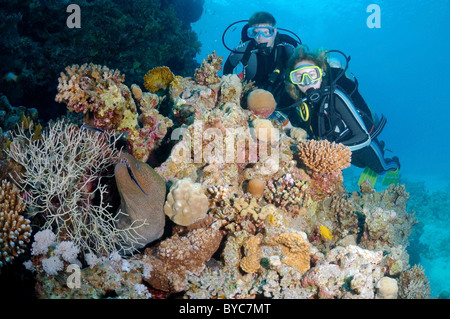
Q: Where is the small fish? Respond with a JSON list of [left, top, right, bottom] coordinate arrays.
[[81, 124, 104, 133], [3, 72, 18, 82]]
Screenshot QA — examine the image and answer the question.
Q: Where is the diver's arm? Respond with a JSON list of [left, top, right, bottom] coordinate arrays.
[[333, 91, 371, 151], [223, 42, 248, 75]]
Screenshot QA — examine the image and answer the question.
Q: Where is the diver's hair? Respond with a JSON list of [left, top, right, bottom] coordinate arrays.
[[285, 45, 328, 100], [248, 12, 276, 27]]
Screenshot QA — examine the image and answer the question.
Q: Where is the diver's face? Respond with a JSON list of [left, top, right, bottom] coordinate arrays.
[[294, 60, 323, 94], [252, 24, 277, 48]]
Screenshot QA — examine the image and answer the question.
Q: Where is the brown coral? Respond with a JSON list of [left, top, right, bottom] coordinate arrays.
[[297, 140, 351, 174], [142, 226, 223, 292], [143, 66, 175, 93], [0, 179, 31, 267]]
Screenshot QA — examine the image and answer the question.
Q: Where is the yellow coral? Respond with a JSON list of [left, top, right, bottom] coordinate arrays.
[[144, 66, 175, 93], [240, 235, 262, 273], [274, 232, 310, 274], [297, 139, 351, 174]]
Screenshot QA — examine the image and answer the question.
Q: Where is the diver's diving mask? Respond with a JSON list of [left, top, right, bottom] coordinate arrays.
[[290, 65, 323, 86], [247, 26, 275, 39]]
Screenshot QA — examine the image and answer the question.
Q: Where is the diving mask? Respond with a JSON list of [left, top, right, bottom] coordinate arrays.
[[247, 26, 275, 39], [290, 65, 323, 86]]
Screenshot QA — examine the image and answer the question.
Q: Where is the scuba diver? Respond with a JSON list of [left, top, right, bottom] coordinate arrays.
[[283, 45, 400, 185], [222, 11, 300, 104]]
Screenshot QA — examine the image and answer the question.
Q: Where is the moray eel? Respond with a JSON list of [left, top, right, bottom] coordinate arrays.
[[114, 153, 166, 249]]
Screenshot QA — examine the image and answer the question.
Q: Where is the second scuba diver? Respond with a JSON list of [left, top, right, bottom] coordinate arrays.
[[283, 45, 400, 181]]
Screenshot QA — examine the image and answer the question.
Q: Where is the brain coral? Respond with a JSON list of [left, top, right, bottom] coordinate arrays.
[[164, 178, 209, 226], [0, 179, 31, 267], [247, 89, 276, 118]]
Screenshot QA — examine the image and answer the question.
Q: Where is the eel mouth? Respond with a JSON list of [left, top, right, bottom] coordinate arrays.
[[120, 156, 147, 195]]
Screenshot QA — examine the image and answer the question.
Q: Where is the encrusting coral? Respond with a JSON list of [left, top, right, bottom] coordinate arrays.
[[0, 179, 31, 267]]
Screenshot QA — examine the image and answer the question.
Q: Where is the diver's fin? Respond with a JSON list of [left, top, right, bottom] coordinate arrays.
[[382, 169, 400, 186], [358, 167, 378, 188]]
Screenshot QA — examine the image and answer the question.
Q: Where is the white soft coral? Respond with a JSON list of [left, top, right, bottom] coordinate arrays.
[[31, 229, 56, 256]]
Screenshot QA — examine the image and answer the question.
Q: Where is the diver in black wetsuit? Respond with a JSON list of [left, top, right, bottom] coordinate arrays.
[[284, 45, 400, 174], [223, 12, 297, 104]]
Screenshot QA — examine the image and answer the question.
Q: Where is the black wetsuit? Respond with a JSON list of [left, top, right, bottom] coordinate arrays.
[[290, 67, 400, 174], [223, 35, 296, 103]]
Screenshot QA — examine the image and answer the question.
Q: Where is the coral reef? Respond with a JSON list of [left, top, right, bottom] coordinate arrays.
[[3, 52, 429, 300], [0, 179, 31, 267], [55, 63, 173, 162]]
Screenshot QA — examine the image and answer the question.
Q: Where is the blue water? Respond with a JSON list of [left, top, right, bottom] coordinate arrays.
[[193, 0, 450, 298]]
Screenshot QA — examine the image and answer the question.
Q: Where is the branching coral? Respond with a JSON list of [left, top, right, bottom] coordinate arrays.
[[398, 265, 431, 299], [0, 179, 31, 267], [296, 140, 350, 200], [297, 140, 352, 174], [7, 120, 145, 256]]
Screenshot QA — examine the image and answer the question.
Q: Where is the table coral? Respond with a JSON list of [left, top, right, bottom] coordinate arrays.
[[0, 179, 31, 267]]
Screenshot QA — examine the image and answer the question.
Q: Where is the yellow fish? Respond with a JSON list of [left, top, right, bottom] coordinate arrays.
[[319, 225, 333, 241]]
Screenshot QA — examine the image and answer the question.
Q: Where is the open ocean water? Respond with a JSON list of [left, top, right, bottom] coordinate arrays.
[[193, 0, 450, 298]]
